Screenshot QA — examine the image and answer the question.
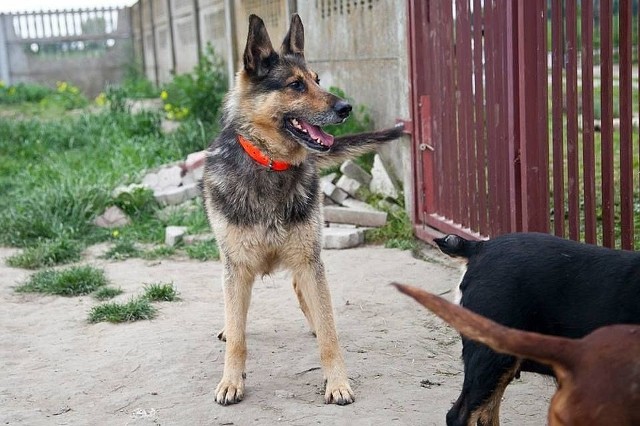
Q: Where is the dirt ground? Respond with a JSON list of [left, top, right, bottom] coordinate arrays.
[[0, 244, 553, 425]]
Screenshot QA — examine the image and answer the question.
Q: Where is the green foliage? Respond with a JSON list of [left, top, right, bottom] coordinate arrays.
[[363, 191, 417, 251], [143, 282, 179, 301], [102, 238, 141, 261], [112, 185, 158, 218], [121, 66, 159, 99], [88, 297, 156, 323], [40, 81, 89, 110], [184, 238, 220, 261], [0, 82, 53, 104], [16, 265, 107, 296], [160, 43, 227, 123], [93, 286, 123, 300], [104, 84, 129, 113], [6, 238, 83, 269]]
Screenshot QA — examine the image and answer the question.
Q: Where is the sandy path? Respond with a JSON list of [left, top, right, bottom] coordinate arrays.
[[0, 245, 552, 425]]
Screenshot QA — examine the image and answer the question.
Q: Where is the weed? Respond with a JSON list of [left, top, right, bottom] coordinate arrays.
[[363, 191, 417, 251], [16, 265, 107, 296], [88, 297, 156, 323], [102, 239, 141, 260], [112, 185, 158, 218], [6, 238, 83, 269], [141, 245, 176, 260], [93, 286, 123, 300], [185, 239, 220, 261], [143, 282, 179, 302]]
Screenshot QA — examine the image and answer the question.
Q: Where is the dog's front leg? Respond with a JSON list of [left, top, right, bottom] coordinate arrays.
[[294, 262, 354, 405], [215, 262, 254, 405]]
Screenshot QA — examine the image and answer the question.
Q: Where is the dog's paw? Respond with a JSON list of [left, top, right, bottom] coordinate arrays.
[[217, 328, 226, 342], [324, 379, 355, 405], [215, 378, 244, 405]]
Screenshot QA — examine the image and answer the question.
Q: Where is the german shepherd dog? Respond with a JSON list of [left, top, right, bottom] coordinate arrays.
[[202, 14, 404, 406]]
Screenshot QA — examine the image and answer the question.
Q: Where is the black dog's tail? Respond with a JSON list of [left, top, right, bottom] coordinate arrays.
[[317, 123, 405, 168], [433, 234, 479, 258]]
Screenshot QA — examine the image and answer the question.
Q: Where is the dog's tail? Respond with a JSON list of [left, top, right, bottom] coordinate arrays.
[[392, 283, 578, 373], [433, 234, 479, 258], [317, 123, 405, 168]]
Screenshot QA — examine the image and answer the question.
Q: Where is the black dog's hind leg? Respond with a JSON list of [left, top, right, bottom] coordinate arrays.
[[447, 342, 520, 426]]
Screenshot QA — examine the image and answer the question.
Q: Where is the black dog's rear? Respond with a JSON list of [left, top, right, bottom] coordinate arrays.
[[435, 232, 640, 426]]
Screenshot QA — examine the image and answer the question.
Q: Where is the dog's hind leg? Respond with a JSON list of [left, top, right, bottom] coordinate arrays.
[[293, 279, 316, 336], [447, 343, 518, 426], [292, 261, 354, 405], [215, 262, 255, 405]]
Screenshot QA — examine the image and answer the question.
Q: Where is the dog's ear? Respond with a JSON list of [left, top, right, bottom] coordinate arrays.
[[281, 13, 304, 57], [243, 14, 278, 79]]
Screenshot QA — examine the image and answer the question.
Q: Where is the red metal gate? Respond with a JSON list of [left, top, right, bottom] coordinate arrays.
[[408, 0, 639, 250]]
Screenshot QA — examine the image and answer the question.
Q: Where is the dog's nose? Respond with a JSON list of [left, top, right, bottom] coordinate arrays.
[[333, 100, 352, 119]]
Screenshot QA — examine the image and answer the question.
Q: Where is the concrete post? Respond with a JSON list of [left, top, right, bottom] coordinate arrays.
[[0, 14, 11, 85], [223, 0, 236, 88]]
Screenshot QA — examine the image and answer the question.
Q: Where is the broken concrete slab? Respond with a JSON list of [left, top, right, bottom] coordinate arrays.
[[323, 206, 387, 227], [370, 154, 399, 199], [155, 182, 200, 206], [183, 233, 215, 245], [341, 198, 379, 212], [322, 227, 365, 249], [336, 175, 362, 198], [340, 160, 372, 185], [321, 180, 349, 204], [165, 226, 188, 247]]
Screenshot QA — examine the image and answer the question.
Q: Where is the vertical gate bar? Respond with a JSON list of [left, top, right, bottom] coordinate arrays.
[[505, 1, 519, 232], [601, 0, 615, 248], [442, 3, 458, 222], [581, 0, 596, 244], [566, 0, 580, 241], [472, 0, 488, 236], [619, 0, 634, 249], [431, 3, 445, 220], [516, 0, 549, 233], [551, 0, 565, 237], [484, 0, 498, 236], [455, 0, 473, 229], [496, 0, 508, 233]]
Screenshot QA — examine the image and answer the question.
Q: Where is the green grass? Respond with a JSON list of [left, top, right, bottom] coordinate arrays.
[[93, 286, 123, 300], [6, 238, 83, 269], [362, 190, 418, 252], [16, 265, 107, 296], [184, 239, 220, 261], [88, 297, 156, 323], [102, 239, 141, 260], [143, 282, 179, 301]]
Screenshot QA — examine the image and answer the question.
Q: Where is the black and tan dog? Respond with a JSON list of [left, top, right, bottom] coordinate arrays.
[[202, 14, 403, 405], [393, 283, 640, 426], [432, 232, 640, 425]]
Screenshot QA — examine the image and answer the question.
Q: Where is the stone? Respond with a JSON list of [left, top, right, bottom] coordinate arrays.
[[321, 180, 349, 204], [336, 175, 362, 198], [155, 166, 183, 191], [93, 206, 131, 228], [342, 198, 379, 212], [185, 151, 206, 171], [340, 160, 372, 185], [370, 154, 399, 199], [322, 227, 365, 249], [165, 226, 188, 247], [182, 166, 204, 186], [183, 233, 215, 245], [319, 172, 337, 186], [323, 206, 387, 227]]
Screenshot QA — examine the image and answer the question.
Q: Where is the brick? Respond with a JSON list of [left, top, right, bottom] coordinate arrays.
[[93, 206, 131, 228], [321, 180, 349, 204], [323, 206, 387, 227], [183, 233, 215, 245], [340, 160, 372, 185], [341, 198, 379, 212], [165, 226, 188, 247], [335, 175, 362, 198], [322, 227, 365, 249], [370, 154, 399, 199]]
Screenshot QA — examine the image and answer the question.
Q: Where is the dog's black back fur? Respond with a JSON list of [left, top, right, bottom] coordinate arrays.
[[435, 232, 640, 425]]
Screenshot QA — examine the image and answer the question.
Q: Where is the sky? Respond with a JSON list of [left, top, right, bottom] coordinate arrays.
[[0, 0, 137, 13]]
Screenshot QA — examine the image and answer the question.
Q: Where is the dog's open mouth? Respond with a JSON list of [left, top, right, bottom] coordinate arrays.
[[285, 118, 334, 152]]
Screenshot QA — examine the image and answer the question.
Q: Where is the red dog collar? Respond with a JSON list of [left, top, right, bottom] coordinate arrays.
[[237, 135, 291, 171]]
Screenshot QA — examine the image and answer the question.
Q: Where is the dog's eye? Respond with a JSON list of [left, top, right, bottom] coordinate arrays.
[[288, 80, 305, 92]]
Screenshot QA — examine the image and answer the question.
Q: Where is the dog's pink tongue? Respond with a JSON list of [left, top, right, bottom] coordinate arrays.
[[301, 121, 334, 147]]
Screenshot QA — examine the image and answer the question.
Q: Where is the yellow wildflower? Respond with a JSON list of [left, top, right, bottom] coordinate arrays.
[[112, 230, 120, 238], [160, 90, 168, 100], [164, 103, 172, 112], [95, 92, 107, 106], [0, 80, 5, 88]]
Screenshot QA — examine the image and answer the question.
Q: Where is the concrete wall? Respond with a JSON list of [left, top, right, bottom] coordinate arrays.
[[0, 8, 132, 97]]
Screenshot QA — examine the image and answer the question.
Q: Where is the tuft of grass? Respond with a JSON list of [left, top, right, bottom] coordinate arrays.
[[16, 265, 107, 296], [6, 238, 83, 269], [88, 297, 156, 323], [102, 239, 141, 260], [184, 239, 219, 261], [143, 282, 179, 302], [141, 245, 176, 260], [363, 191, 417, 251], [93, 286, 123, 300]]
